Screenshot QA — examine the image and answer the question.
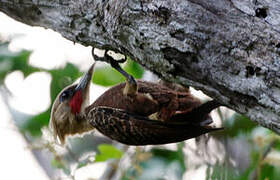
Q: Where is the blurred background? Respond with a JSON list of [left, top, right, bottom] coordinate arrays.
[[1, 12, 280, 180]]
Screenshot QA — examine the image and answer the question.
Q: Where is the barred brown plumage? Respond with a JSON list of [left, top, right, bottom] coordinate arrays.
[[50, 57, 223, 145], [88, 106, 223, 145]]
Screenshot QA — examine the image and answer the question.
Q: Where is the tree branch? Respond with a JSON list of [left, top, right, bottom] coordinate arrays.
[[1, 0, 280, 133]]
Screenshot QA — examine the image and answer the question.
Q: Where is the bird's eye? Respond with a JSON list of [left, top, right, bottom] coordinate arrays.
[[59, 92, 69, 102]]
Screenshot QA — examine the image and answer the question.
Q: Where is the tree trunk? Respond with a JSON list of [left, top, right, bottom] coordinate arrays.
[[1, 0, 280, 134]]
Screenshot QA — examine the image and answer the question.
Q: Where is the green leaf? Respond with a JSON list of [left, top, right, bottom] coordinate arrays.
[[20, 109, 50, 136], [274, 140, 280, 151], [225, 113, 257, 137], [151, 143, 186, 171], [123, 58, 144, 79], [95, 144, 124, 162], [92, 66, 125, 86], [260, 164, 280, 180]]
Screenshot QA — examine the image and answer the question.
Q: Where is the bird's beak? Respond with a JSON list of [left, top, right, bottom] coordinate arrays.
[[75, 63, 95, 91]]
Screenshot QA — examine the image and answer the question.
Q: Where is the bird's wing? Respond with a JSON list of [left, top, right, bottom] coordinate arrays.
[[87, 106, 223, 145]]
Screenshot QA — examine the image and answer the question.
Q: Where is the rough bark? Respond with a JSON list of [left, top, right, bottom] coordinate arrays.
[[1, 0, 280, 134]]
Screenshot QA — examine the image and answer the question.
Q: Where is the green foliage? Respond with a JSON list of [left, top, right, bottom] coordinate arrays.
[[95, 144, 124, 162], [123, 57, 144, 79], [225, 113, 257, 137], [21, 110, 50, 136], [123, 144, 185, 180], [0, 42, 44, 136], [260, 164, 280, 180], [151, 143, 186, 171], [0, 42, 39, 82], [93, 66, 125, 86], [206, 162, 239, 180], [2, 40, 280, 180]]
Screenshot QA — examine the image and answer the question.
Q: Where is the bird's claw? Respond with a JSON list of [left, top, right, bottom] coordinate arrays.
[[92, 48, 127, 64], [91, 47, 138, 95]]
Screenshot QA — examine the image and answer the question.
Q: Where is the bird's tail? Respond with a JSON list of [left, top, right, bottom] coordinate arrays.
[[170, 100, 222, 125]]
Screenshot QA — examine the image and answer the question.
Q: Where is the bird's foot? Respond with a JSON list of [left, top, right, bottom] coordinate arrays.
[[92, 48, 137, 95]]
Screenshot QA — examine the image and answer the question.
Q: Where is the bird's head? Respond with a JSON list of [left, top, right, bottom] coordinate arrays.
[[50, 64, 95, 144]]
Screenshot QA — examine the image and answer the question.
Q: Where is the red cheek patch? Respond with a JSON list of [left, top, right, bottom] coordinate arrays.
[[70, 90, 83, 114]]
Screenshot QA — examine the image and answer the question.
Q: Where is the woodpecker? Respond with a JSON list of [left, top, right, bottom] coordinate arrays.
[[50, 58, 223, 145]]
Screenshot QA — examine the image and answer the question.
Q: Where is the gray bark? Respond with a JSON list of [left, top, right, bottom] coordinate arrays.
[[1, 0, 280, 134]]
